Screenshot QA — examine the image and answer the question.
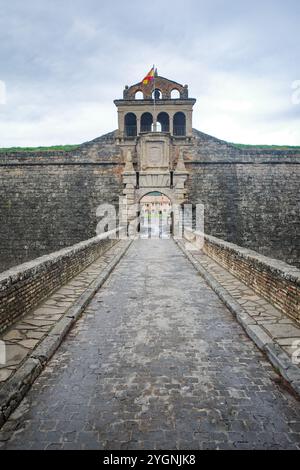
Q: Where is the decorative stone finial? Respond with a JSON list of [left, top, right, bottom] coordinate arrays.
[[124, 149, 135, 173], [175, 150, 187, 172]]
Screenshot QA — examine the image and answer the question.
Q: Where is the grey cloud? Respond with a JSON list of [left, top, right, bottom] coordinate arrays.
[[0, 0, 299, 146]]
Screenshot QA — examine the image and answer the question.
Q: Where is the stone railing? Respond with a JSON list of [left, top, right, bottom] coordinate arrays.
[[183, 228, 300, 323], [0, 228, 125, 333]]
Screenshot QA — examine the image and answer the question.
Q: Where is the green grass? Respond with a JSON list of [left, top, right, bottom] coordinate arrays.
[[0, 144, 80, 153], [231, 143, 300, 151], [1, 142, 299, 153]]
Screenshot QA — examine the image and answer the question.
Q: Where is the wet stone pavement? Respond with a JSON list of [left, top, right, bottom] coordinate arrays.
[[0, 241, 126, 385], [1, 239, 300, 450]]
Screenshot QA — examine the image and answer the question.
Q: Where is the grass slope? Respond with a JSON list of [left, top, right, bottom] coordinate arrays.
[[231, 143, 300, 151], [1, 142, 300, 153], [0, 145, 80, 153]]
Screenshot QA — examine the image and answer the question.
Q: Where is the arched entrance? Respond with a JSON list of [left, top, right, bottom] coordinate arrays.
[[139, 192, 172, 239]]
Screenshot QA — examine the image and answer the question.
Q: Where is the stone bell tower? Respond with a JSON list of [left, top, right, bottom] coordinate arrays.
[[114, 70, 196, 229]]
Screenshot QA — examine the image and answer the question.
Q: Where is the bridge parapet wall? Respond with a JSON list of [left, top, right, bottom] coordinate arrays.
[[0, 229, 124, 333], [184, 229, 300, 323]]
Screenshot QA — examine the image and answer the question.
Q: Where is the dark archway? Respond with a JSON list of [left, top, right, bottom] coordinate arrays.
[[157, 112, 170, 132], [124, 113, 137, 137], [173, 112, 186, 136], [141, 112, 153, 133]]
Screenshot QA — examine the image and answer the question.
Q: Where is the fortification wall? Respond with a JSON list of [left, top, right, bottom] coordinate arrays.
[[186, 130, 300, 267], [0, 133, 124, 272], [186, 162, 300, 267], [0, 129, 299, 272]]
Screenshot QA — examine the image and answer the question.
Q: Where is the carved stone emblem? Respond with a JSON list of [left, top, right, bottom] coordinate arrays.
[[148, 146, 162, 166]]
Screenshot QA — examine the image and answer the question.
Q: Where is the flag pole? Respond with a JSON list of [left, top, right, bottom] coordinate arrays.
[[153, 64, 156, 131]]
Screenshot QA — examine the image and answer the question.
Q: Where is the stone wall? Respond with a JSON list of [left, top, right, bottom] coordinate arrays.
[[0, 229, 123, 333], [0, 128, 299, 272], [186, 130, 300, 267], [186, 163, 300, 267], [0, 132, 123, 272], [189, 232, 300, 324]]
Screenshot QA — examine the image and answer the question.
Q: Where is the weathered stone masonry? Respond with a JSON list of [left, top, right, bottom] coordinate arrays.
[[0, 134, 123, 272], [199, 233, 300, 323], [0, 74, 299, 272], [186, 138, 300, 267], [0, 231, 119, 333]]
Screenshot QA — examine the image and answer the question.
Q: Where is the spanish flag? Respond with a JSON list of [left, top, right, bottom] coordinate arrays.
[[142, 66, 155, 85]]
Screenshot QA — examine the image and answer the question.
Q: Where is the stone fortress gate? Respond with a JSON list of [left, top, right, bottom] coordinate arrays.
[[0, 68, 299, 270], [1, 72, 300, 450], [114, 71, 196, 234]]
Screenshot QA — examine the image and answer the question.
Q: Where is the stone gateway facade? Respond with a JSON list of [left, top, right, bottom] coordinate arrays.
[[115, 74, 196, 230], [0, 72, 299, 271]]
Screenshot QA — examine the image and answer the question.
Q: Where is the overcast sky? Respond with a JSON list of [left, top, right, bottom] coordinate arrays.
[[0, 0, 299, 147]]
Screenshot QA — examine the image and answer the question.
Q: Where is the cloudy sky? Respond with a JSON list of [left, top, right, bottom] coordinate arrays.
[[0, 0, 299, 147]]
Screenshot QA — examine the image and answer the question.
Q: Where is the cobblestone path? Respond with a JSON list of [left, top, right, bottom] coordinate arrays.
[[1, 239, 300, 450]]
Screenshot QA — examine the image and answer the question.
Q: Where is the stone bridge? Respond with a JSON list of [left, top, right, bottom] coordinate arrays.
[[0, 71, 300, 450], [0, 230, 300, 450]]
